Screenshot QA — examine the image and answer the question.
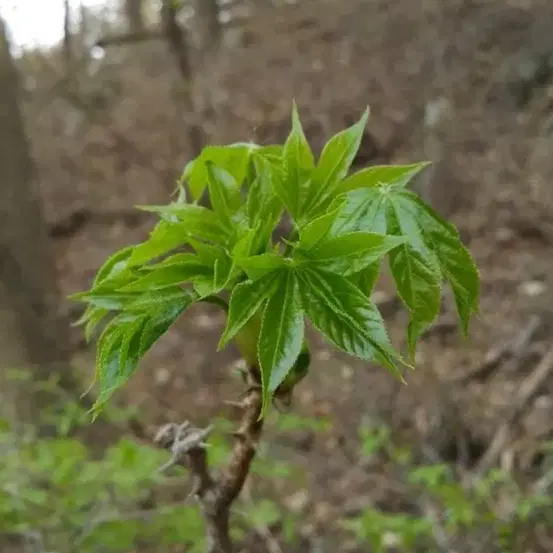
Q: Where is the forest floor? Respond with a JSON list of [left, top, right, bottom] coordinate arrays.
[[29, 0, 553, 550]]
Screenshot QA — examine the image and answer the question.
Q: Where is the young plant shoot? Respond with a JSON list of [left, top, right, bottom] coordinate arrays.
[[71, 104, 479, 552], [72, 103, 479, 418]]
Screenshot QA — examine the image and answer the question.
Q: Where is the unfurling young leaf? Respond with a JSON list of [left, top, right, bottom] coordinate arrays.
[[258, 271, 304, 415], [205, 161, 242, 225], [302, 108, 369, 218], [182, 143, 255, 200], [72, 102, 479, 422], [281, 101, 315, 220]]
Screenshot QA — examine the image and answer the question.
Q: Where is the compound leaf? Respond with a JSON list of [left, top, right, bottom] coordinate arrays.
[[338, 162, 430, 193], [297, 267, 403, 379], [298, 231, 406, 275], [304, 108, 369, 216]]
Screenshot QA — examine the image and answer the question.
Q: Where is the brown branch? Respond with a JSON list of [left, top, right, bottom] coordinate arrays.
[[95, 29, 163, 49], [94, 18, 248, 50], [155, 367, 263, 553], [47, 208, 150, 239]]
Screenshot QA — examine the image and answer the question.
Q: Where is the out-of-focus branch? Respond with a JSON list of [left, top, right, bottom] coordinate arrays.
[[93, 19, 247, 50], [95, 29, 163, 49]]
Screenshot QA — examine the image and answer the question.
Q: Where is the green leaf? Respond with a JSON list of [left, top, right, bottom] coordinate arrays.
[[93, 293, 194, 413], [298, 197, 345, 249], [349, 262, 381, 297], [248, 155, 280, 221], [141, 252, 201, 270], [137, 299, 191, 359], [329, 184, 479, 344], [93, 318, 132, 415], [297, 267, 403, 378], [192, 247, 234, 297], [219, 272, 280, 349], [258, 270, 304, 415], [185, 144, 255, 200], [332, 188, 388, 235], [136, 204, 229, 245], [255, 153, 296, 224], [205, 161, 242, 224], [387, 209, 442, 355], [304, 108, 369, 215], [118, 261, 211, 292], [389, 190, 478, 337], [247, 154, 284, 245], [125, 288, 197, 313], [189, 239, 224, 265], [93, 246, 134, 286], [128, 221, 192, 266], [119, 315, 149, 383], [338, 162, 430, 193], [275, 339, 311, 396], [72, 291, 135, 311], [416, 209, 479, 334], [238, 253, 287, 281], [281, 102, 315, 219], [298, 231, 406, 275], [83, 307, 110, 341]]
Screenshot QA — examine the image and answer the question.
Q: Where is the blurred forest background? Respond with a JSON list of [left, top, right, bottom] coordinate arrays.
[[2, 0, 553, 552]]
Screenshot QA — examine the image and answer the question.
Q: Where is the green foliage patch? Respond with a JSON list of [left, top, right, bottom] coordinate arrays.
[[71, 103, 479, 418]]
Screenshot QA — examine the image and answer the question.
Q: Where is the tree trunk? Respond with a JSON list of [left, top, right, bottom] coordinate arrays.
[[0, 17, 121, 446], [125, 0, 145, 33], [162, 0, 204, 162], [194, 0, 221, 52]]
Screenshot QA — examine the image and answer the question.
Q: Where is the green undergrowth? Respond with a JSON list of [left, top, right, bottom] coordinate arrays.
[[2, 370, 552, 553]]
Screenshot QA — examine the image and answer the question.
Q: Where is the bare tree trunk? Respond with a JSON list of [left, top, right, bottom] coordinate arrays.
[[63, 0, 73, 72], [0, 18, 121, 445], [162, 0, 204, 160], [194, 0, 221, 52], [125, 0, 145, 33]]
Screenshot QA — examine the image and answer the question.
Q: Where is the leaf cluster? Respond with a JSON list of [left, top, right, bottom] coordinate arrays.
[[72, 103, 479, 416]]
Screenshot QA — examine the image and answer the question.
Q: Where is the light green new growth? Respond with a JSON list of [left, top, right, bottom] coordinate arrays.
[[71, 102, 479, 418]]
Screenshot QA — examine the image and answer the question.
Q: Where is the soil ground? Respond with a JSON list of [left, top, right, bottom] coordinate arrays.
[[23, 0, 553, 550]]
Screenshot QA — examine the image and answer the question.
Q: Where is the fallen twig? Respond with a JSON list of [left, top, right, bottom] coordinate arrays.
[[475, 344, 553, 476], [455, 314, 542, 383]]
